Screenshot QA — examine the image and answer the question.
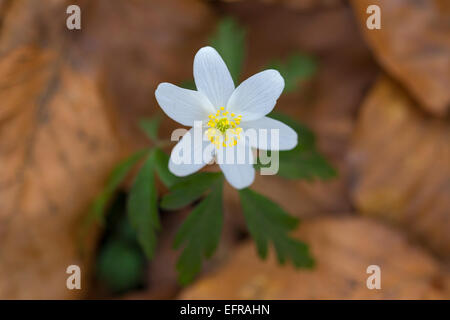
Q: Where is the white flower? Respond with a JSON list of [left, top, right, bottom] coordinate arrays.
[[155, 46, 297, 189]]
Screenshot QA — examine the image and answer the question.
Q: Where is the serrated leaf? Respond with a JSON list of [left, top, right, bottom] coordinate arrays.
[[174, 179, 223, 285], [161, 172, 222, 210], [239, 188, 314, 268], [153, 148, 181, 188], [256, 112, 337, 181], [139, 116, 161, 141], [210, 17, 246, 83], [127, 151, 159, 259], [269, 53, 317, 93]]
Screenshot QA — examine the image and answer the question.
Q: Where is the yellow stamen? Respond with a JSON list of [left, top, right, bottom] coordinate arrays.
[[206, 109, 243, 149]]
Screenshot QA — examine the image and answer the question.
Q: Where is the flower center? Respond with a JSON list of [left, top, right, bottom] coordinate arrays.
[[206, 107, 243, 148]]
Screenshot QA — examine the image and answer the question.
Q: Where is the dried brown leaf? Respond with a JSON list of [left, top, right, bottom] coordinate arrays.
[[349, 76, 450, 260], [179, 217, 450, 299], [351, 0, 450, 115], [0, 46, 122, 299]]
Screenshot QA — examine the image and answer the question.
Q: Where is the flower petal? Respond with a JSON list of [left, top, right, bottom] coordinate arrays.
[[155, 83, 214, 126], [217, 143, 255, 189], [194, 46, 235, 108], [227, 70, 284, 121], [242, 116, 298, 150], [169, 127, 215, 176]]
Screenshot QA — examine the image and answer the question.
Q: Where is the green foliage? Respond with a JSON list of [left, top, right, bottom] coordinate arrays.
[[210, 17, 246, 83], [87, 150, 147, 225], [127, 151, 159, 259], [180, 80, 196, 90], [257, 113, 337, 181], [87, 17, 329, 290], [276, 149, 337, 180], [139, 116, 162, 142], [174, 178, 224, 285], [269, 53, 318, 93], [161, 172, 222, 210], [95, 193, 145, 294], [153, 148, 181, 188], [239, 188, 314, 268], [97, 239, 145, 293]]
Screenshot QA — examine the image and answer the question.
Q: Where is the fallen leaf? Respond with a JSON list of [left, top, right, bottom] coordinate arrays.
[[179, 217, 450, 299], [0, 0, 215, 298], [349, 76, 450, 261], [351, 0, 450, 116], [0, 46, 122, 299]]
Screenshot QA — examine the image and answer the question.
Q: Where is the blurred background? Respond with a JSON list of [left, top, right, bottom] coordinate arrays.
[[0, 0, 449, 299]]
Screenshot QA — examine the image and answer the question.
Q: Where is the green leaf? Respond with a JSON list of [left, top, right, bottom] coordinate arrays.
[[180, 80, 196, 90], [96, 239, 145, 293], [153, 148, 181, 188], [160, 172, 222, 210], [239, 188, 314, 268], [174, 179, 223, 285], [210, 17, 246, 83], [277, 149, 337, 180], [127, 151, 159, 259], [87, 150, 147, 224], [257, 112, 337, 181], [139, 116, 161, 141], [269, 53, 317, 93]]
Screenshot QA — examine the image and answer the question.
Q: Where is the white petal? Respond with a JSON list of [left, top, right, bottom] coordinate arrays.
[[242, 116, 298, 150], [219, 161, 255, 190], [194, 46, 235, 108], [155, 83, 214, 126], [227, 70, 284, 121], [217, 143, 255, 189], [169, 127, 215, 176]]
